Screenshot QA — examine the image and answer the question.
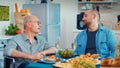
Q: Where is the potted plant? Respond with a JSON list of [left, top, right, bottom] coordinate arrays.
[[5, 23, 21, 35]]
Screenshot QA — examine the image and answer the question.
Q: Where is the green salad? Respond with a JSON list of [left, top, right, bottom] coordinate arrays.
[[58, 49, 74, 58]]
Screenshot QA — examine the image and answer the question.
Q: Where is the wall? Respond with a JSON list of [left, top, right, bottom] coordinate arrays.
[[100, 3, 120, 29]]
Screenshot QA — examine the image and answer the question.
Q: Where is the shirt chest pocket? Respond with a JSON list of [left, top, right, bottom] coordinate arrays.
[[77, 43, 82, 48], [99, 40, 111, 57], [100, 40, 108, 51], [99, 34, 108, 49]]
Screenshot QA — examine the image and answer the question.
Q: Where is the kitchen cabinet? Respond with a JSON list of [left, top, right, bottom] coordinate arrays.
[[23, 3, 60, 45]]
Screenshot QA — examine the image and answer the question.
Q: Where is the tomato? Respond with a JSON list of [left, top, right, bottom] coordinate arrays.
[[16, 30, 21, 34]]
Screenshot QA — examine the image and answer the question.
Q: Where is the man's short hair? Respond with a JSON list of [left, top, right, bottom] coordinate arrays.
[[23, 15, 33, 29]]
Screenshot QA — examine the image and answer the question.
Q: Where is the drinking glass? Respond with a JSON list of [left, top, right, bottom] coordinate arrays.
[[72, 42, 76, 51], [116, 42, 120, 57]]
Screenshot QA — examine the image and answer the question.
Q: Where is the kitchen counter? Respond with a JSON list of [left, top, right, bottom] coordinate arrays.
[[0, 35, 14, 40]]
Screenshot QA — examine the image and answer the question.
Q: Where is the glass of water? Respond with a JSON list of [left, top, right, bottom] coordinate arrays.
[[72, 41, 76, 51], [116, 42, 120, 57]]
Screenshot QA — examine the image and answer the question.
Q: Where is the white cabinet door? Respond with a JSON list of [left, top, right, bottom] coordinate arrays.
[[48, 3, 60, 44]]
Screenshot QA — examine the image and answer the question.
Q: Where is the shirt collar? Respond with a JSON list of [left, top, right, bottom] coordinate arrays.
[[21, 33, 38, 41], [98, 24, 104, 31], [84, 23, 104, 31]]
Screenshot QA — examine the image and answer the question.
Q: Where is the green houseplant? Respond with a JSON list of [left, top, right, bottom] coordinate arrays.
[[5, 23, 21, 35]]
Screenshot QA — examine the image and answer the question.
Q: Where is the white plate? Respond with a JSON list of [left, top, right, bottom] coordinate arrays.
[[53, 62, 71, 68], [38, 56, 61, 64], [39, 58, 55, 64], [96, 60, 101, 65]]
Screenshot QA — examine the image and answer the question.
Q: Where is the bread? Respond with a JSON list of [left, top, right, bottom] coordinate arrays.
[[91, 54, 100, 58], [114, 57, 120, 61], [112, 57, 120, 67], [112, 60, 120, 67], [100, 58, 113, 66], [15, 3, 18, 12]]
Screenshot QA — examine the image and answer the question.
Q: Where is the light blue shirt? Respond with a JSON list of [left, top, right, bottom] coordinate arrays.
[[4, 33, 56, 67], [75, 24, 118, 59]]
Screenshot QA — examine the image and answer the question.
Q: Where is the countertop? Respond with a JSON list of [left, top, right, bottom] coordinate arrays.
[[0, 35, 14, 40]]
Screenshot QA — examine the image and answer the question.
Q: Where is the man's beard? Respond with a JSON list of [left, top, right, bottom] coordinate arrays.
[[84, 20, 94, 28], [84, 22, 91, 27]]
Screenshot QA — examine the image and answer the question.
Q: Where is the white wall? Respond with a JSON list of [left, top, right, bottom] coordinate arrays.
[[53, 0, 78, 48]]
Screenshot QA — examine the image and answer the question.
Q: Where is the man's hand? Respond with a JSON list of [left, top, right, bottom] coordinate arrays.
[[11, 48, 56, 62], [29, 52, 45, 62]]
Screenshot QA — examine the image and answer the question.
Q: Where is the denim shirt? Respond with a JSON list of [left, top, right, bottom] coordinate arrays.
[[75, 25, 118, 59]]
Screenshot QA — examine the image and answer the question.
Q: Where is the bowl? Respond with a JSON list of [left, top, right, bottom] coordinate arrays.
[[58, 49, 74, 58]]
